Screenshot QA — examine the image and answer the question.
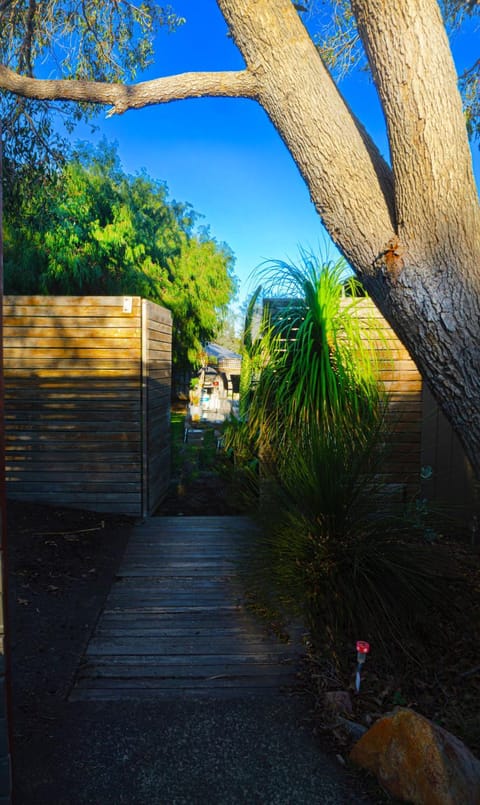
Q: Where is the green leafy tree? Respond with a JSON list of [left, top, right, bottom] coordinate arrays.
[[214, 308, 242, 354], [4, 141, 237, 369], [162, 231, 238, 366]]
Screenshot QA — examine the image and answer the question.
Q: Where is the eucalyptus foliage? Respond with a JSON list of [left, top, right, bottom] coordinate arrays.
[[0, 0, 184, 166], [4, 140, 237, 369]]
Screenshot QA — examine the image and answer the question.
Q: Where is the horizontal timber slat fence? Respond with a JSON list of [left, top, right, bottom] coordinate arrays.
[[354, 299, 422, 497], [355, 301, 476, 522], [4, 296, 172, 517], [265, 297, 476, 522]]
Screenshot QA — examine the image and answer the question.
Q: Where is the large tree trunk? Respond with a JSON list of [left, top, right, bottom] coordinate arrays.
[[350, 0, 480, 477], [0, 0, 479, 475], [218, 0, 480, 478]]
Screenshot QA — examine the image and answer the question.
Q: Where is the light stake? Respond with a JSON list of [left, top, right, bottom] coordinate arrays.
[[355, 640, 370, 693]]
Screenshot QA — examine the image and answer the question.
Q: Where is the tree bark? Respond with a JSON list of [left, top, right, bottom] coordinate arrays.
[[0, 0, 479, 476], [0, 65, 259, 112], [349, 0, 480, 477], [218, 0, 480, 480]]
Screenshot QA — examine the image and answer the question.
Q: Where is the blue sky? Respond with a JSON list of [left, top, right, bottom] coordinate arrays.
[[76, 1, 479, 306]]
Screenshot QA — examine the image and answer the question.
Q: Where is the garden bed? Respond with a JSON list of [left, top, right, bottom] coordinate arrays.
[[7, 500, 134, 793]]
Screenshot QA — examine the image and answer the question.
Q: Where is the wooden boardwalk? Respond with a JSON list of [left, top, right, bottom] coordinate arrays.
[[71, 516, 302, 700]]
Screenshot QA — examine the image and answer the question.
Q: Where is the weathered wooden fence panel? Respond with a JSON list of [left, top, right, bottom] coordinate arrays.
[[142, 300, 172, 517], [357, 303, 477, 523], [421, 384, 477, 530], [265, 296, 424, 496], [353, 300, 423, 496], [4, 296, 172, 516]]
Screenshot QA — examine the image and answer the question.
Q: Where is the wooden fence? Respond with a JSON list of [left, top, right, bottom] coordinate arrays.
[[421, 385, 477, 531], [354, 299, 423, 498], [142, 300, 173, 516], [264, 296, 423, 498], [358, 302, 476, 524], [4, 296, 172, 517]]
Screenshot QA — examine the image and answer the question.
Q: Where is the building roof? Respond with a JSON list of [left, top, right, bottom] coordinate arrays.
[[205, 343, 242, 362]]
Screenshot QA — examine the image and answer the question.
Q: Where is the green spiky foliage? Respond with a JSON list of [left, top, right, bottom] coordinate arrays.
[[239, 285, 264, 417], [233, 254, 455, 665], [247, 256, 384, 453]]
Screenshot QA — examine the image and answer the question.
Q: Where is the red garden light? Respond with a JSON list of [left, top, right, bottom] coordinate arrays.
[[355, 640, 370, 693]]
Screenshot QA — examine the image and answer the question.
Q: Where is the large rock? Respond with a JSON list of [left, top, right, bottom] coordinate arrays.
[[350, 707, 480, 804]]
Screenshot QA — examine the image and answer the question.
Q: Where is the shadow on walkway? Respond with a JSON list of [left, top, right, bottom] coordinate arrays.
[[71, 517, 301, 701], [10, 506, 376, 804]]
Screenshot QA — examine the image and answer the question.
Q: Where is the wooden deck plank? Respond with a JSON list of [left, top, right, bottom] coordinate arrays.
[[78, 666, 295, 679], [78, 654, 297, 667], [112, 577, 237, 586], [104, 606, 244, 614], [74, 676, 294, 691], [94, 627, 284, 638], [85, 640, 290, 656], [71, 686, 291, 701], [71, 516, 302, 701], [121, 547, 240, 555]]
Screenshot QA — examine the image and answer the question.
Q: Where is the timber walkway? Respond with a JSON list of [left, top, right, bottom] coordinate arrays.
[[71, 516, 302, 701]]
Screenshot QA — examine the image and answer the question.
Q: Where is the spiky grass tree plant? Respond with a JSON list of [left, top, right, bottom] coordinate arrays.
[[246, 256, 385, 478], [237, 254, 455, 665]]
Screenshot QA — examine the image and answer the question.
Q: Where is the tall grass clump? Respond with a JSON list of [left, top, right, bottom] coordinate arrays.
[[228, 253, 456, 667]]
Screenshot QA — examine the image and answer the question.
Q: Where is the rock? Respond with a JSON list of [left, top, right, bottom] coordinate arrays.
[[350, 707, 480, 805], [324, 690, 353, 715]]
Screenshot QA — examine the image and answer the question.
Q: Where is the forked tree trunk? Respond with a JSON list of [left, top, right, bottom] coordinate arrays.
[[350, 0, 480, 478], [218, 0, 480, 478]]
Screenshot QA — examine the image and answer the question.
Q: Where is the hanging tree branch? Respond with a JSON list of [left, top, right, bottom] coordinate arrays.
[[0, 65, 260, 115]]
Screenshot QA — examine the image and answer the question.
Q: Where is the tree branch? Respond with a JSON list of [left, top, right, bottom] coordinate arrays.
[[0, 65, 260, 114]]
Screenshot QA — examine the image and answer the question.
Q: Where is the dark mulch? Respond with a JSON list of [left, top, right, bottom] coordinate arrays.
[[6, 500, 135, 794], [296, 537, 480, 764], [159, 471, 247, 516]]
